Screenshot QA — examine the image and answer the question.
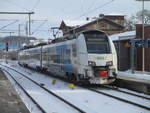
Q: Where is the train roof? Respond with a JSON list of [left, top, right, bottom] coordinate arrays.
[[20, 29, 107, 51], [52, 29, 106, 43]]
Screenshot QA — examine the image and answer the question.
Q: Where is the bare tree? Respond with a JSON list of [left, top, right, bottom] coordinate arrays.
[[136, 9, 150, 24], [125, 10, 150, 31], [125, 15, 137, 31]]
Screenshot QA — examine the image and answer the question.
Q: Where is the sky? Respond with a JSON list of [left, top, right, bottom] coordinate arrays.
[[0, 0, 150, 39]]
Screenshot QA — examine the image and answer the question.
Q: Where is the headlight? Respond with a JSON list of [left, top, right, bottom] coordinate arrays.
[[106, 61, 113, 66], [88, 61, 96, 66]]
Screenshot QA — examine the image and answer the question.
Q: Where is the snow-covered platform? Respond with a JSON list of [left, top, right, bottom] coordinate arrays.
[[115, 71, 150, 94]]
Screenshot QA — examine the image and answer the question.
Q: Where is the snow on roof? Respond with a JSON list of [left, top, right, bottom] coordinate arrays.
[[105, 13, 126, 16], [63, 12, 126, 27], [63, 13, 125, 27], [63, 19, 91, 27], [109, 31, 136, 41]]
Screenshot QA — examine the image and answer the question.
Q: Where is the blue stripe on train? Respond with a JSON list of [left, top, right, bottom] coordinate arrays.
[[63, 64, 73, 72], [55, 44, 73, 72]]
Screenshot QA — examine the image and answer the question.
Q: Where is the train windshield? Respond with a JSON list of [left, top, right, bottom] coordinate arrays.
[[84, 31, 110, 54]]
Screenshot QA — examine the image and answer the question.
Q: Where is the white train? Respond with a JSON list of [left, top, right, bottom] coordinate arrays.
[[18, 30, 118, 84]]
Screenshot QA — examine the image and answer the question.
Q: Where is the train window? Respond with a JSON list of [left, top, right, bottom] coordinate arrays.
[[66, 49, 71, 64], [61, 48, 71, 64], [72, 44, 77, 57], [51, 55, 60, 63], [84, 32, 110, 54]]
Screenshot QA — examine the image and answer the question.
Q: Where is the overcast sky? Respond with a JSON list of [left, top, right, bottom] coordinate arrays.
[[0, 0, 150, 39]]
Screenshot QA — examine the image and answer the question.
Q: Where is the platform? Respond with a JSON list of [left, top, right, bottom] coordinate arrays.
[[115, 71, 150, 95], [0, 69, 30, 113]]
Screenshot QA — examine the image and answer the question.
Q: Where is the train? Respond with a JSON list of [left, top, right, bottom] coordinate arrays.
[[18, 29, 118, 84]]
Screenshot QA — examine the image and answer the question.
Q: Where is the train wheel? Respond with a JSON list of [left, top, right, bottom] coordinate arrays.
[[41, 67, 47, 73], [66, 73, 73, 82]]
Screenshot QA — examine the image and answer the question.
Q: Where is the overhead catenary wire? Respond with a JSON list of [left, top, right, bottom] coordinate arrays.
[[0, 0, 43, 37], [87, 0, 99, 12], [81, 0, 85, 14], [31, 0, 41, 11], [0, 29, 24, 32], [80, 0, 99, 19], [0, 19, 18, 21], [0, 20, 19, 31], [31, 20, 48, 35], [73, 0, 114, 20], [2, 0, 30, 11]]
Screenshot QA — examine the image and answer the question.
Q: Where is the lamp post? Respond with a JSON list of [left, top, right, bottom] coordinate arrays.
[[142, 0, 145, 72], [136, 0, 150, 72]]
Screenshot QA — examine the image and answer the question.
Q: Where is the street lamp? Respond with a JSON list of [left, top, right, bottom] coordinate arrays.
[[136, 0, 150, 72]]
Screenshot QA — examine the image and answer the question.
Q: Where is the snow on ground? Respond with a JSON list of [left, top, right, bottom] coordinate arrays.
[[0, 61, 149, 113], [3, 68, 79, 113], [119, 88, 150, 99], [118, 70, 150, 81], [95, 87, 150, 108], [2, 70, 42, 113]]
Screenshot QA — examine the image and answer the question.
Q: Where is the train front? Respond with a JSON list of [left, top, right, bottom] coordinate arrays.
[[81, 30, 118, 84]]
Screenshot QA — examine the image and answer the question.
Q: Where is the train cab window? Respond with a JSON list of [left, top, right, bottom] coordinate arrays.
[[84, 31, 110, 54]]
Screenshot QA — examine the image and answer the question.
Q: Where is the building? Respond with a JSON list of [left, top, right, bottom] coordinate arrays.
[[59, 14, 125, 36], [110, 24, 150, 72], [0, 36, 36, 50], [0, 36, 37, 60], [110, 31, 135, 71], [136, 24, 150, 72]]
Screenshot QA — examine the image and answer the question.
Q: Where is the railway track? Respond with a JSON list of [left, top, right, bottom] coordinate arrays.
[[0, 64, 86, 113], [2, 69, 46, 113], [101, 85, 150, 100], [1, 63, 150, 112], [85, 87, 150, 111], [17, 64, 150, 111]]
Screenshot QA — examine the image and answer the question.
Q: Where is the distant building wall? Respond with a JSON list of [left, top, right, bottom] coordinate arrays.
[[136, 24, 150, 72], [104, 15, 125, 26], [0, 36, 36, 60], [75, 21, 124, 35], [112, 24, 150, 72], [0, 36, 36, 50], [114, 40, 131, 71]]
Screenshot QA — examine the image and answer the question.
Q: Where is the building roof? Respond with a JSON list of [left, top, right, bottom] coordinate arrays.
[[109, 31, 136, 41], [59, 16, 124, 31], [63, 20, 90, 27], [59, 20, 91, 30], [81, 17, 124, 29]]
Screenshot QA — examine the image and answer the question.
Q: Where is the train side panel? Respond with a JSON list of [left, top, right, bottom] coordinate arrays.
[[42, 39, 77, 77], [19, 47, 42, 69]]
